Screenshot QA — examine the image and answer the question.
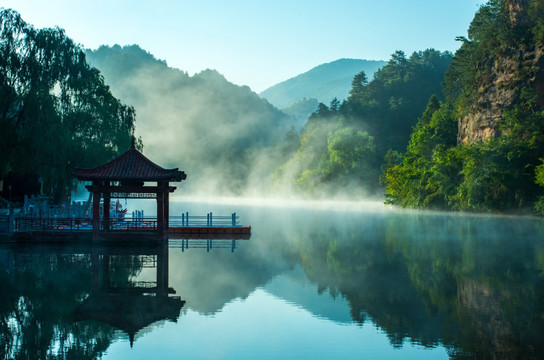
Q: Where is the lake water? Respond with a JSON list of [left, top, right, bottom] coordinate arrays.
[[1, 197, 544, 359]]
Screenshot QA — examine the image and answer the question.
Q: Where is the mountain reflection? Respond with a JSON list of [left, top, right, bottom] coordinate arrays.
[[276, 211, 544, 359], [2, 206, 544, 359], [165, 203, 544, 359]]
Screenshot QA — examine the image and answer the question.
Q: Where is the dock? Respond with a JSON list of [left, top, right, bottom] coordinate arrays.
[[9, 212, 251, 242]]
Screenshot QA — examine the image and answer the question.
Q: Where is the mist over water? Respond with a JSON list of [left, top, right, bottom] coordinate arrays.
[[2, 198, 543, 359], [129, 198, 544, 358]]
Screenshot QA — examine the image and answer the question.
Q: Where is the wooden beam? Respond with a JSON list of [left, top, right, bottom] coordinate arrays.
[[85, 185, 177, 194]]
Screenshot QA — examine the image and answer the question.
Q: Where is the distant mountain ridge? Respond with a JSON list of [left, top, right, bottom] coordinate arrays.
[[260, 58, 386, 109], [85, 44, 291, 195]]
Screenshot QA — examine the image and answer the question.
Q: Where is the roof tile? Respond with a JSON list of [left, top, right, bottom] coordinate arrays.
[[73, 147, 186, 182]]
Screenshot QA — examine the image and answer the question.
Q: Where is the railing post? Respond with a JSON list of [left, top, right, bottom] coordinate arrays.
[[210, 212, 213, 226], [232, 212, 236, 227]]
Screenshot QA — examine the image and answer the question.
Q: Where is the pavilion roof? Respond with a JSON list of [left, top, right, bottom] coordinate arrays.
[[73, 145, 186, 182], [74, 293, 185, 347]]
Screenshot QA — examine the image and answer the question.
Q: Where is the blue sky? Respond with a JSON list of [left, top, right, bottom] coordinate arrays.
[[2, 0, 483, 92]]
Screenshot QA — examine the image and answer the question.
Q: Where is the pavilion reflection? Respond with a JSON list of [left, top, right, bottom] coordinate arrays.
[[73, 243, 184, 346], [0, 240, 186, 351], [0, 231, 251, 358]]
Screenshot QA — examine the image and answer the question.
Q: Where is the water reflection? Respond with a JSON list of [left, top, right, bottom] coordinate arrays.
[[2, 204, 544, 359], [0, 242, 184, 358], [271, 210, 544, 359], [74, 244, 184, 347]]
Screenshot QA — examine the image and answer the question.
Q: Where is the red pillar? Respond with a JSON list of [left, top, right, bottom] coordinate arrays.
[[156, 242, 169, 297], [91, 248, 100, 292], [157, 183, 164, 241], [164, 184, 169, 234], [92, 183, 101, 242], [103, 192, 110, 232]]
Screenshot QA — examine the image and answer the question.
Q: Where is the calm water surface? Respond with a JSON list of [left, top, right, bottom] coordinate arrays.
[[1, 198, 544, 359]]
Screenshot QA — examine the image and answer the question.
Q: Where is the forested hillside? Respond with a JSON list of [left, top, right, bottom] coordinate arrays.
[[384, 0, 544, 213], [0, 9, 136, 202], [273, 49, 452, 198], [86, 45, 292, 194]]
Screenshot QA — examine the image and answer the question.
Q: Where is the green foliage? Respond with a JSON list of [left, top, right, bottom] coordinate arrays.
[[276, 49, 452, 196], [443, 108, 544, 212], [323, 127, 375, 178], [0, 9, 136, 202], [384, 0, 544, 213], [530, 0, 544, 45], [386, 104, 544, 212], [384, 97, 459, 208], [276, 100, 379, 196], [346, 49, 452, 156], [533, 155, 544, 214]]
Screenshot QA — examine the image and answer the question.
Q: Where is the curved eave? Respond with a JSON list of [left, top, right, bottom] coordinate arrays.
[[73, 172, 186, 183], [72, 147, 187, 183]]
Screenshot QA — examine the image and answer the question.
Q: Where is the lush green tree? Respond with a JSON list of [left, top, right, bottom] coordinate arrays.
[[0, 9, 137, 202], [384, 97, 459, 208], [344, 49, 452, 156], [348, 71, 368, 100]]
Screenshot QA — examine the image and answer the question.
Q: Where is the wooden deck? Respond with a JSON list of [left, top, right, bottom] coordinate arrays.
[[10, 215, 251, 242]]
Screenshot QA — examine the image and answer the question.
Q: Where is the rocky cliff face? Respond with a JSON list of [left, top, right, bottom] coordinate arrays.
[[458, 0, 544, 143], [458, 47, 544, 143], [456, 279, 539, 359]]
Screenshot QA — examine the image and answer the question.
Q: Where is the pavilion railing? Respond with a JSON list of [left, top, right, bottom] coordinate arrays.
[[13, 212, 241, 233], [14, 217, 93, 232], [170, 212, 240, 227]]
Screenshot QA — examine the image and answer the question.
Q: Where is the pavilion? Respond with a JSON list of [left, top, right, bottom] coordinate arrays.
[[73, 142, 186, 242]]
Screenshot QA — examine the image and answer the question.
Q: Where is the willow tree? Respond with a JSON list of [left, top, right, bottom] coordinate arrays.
[[0, 8, 137, 201]]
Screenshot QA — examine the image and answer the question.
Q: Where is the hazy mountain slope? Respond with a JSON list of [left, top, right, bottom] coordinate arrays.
[[85, 45, 291, 195], [263, 265, 353, 324], [260, 58, 386, 109]]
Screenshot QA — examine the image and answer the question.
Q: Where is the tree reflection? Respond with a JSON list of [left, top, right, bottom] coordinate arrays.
[[0, 243, 183, 359], [1, 209, 543, 359], [290, 213, 544, 359], [0, 248, 112, 359]]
